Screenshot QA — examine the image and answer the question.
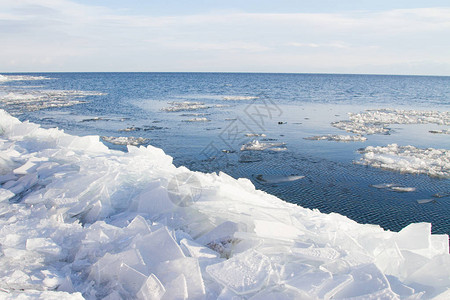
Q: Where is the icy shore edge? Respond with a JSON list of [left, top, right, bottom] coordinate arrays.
[[0, 109, 449, 299]]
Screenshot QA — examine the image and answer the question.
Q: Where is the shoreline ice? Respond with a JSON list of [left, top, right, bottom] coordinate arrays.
[[0, 110, 449, 299]]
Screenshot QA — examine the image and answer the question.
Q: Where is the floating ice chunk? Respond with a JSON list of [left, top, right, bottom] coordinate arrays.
[[0, 74, 52, 82], [162, 101, 210, 112], [332, 109, 450, 135], [222, 96, 259, 100], [245, 133, 266, 137], [136, 273, 166, 300], [241, 140, 285, 151], [101, 136, 149, 146], [206, 250, 272, 295], [304, 134, 367, 142], [182, 117, 210, 122], [0, 88, 104, 114], [389, 186, 416, 192], [417, 199, 435, 204], [0, 188, 14, 202], [358, 144, 450, 178], [429, 129, 450, 134], [254, 174, 304, 184]]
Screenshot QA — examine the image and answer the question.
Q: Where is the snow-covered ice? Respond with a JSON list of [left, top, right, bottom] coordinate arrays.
[[304, 134, 367, 142], [332, 109, 450, 135], [0, 89, 105, 114], [182, 117, 211, 122], [358, 144, 449, 178], [0, 109, 449, 299], [241, 140, 286, 151], [161, 101, 211, 112], [222, 96, 259, 101]]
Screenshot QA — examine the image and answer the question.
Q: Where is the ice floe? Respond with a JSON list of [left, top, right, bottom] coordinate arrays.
[[305, 134, 367, 142], [370, 183, 416, 192], [358, 144, 449, 178], [101, 136, 149, 146], [182, 117, 211, 122], [0, 90, 105, 114], [429, 129, 450, 135], [161, 101, 211, 112], [332, 109, 450, 135], [255, 174, 304, 184], [0, 74, 52, 82], [0, 109, 449, 299], [241, 140, 286, 151], [222, 96, 259, 101]]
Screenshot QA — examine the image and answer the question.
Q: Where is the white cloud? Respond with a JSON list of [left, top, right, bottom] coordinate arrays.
[[0, 1, 449, 74]]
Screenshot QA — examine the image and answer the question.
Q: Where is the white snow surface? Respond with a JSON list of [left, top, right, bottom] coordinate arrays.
[[358, 144, 450, 178], [332, 109, 450, 135], [0, 110, 449, 299]]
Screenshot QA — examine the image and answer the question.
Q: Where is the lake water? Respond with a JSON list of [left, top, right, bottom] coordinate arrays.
[[1, 72, 449, 234]]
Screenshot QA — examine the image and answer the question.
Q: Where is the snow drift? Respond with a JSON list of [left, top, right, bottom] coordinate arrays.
[[0, 110, 449, 299]]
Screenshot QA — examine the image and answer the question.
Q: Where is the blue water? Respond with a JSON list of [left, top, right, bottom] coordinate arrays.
[[1, 72, 450, 234]]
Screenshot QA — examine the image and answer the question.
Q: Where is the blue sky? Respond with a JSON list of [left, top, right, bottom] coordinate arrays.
[[1, 0, 449, 75]]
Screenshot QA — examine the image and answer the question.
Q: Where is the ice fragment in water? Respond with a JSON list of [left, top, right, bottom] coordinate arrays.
[[254, 174, 304, 184], [389, 186, 416, 192]]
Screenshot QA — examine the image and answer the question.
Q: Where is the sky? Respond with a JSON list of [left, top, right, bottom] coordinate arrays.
[[1, 0, 450, 75]]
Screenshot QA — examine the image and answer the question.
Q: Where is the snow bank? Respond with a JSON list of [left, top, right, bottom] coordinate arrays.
[[332, 109, 450, 135], [358, 144, 450, 178], [0, 110, 449, 299]]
